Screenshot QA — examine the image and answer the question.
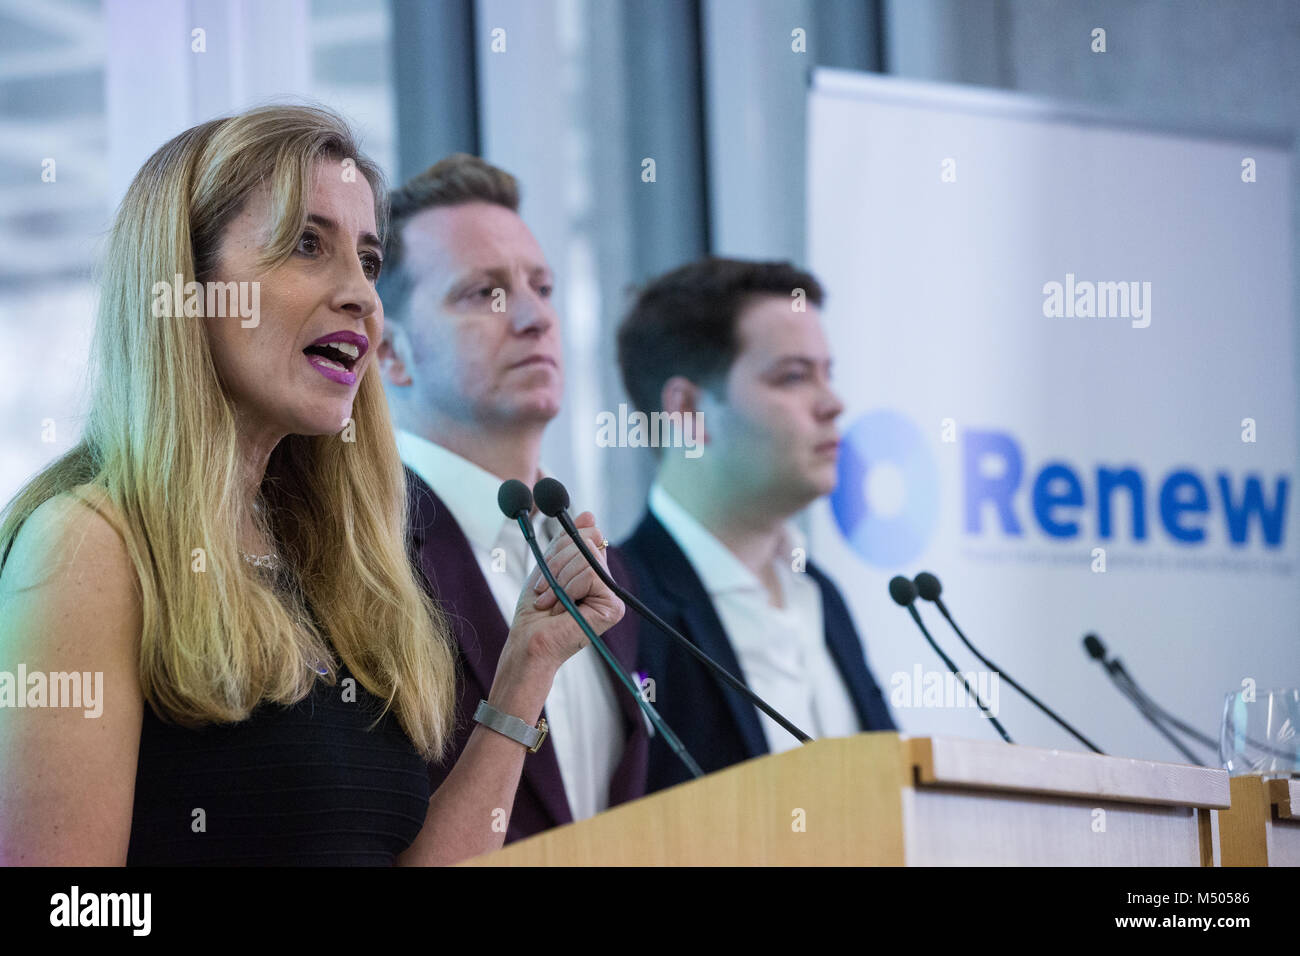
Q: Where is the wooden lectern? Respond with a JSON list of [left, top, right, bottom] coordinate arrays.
[[463, 732, 1229, 866], [1217, 775, 1300, 866]]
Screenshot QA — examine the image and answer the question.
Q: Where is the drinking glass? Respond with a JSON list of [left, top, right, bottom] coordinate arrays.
[[1219, 688, 1300, 777]]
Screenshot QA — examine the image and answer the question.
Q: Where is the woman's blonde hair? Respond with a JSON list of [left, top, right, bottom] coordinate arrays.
[[0, 103, 457, 761]]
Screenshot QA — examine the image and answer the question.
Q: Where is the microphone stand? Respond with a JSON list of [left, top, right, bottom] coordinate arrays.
[[510, 509, 704, 780], [545, 502, 814, 746]]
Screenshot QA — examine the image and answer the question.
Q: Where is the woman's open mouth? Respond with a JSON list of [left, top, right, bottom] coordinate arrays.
[[303, 331, 367, 386]]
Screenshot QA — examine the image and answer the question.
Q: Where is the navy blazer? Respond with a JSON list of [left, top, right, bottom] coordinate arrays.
[[404, 466, 648, 842], [620, 510, 896, 793]]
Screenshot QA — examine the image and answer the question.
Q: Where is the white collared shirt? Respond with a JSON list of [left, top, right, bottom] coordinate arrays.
[[648, 482, 862, 754], [397, 428, 622, 821]]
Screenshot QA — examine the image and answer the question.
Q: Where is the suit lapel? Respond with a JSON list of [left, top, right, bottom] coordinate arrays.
[[600, 561, 640, 712], [809, 563, 886, 731], [636, 513, 769, 760], [405, 468, 573, 828], [601, 547, 650, 804]]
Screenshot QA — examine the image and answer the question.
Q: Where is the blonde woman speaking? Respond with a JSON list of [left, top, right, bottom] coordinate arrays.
[[0, 104, 622, 866]]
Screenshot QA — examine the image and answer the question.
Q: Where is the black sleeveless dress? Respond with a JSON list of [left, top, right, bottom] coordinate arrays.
[[125, 658, 431, 866]]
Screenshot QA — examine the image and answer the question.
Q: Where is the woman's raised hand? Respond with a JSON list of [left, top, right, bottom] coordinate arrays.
[[504, 511, 625, 671]]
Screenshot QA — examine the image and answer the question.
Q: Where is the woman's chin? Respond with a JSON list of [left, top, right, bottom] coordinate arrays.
[[290, 407, 356, 437]]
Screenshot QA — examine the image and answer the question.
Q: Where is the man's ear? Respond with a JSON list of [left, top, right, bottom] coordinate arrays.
[[660, 375, 710, 446], [377, 323, 413, 387]]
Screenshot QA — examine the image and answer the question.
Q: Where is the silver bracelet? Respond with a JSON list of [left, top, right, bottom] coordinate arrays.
[[473, 699, 548, 753]]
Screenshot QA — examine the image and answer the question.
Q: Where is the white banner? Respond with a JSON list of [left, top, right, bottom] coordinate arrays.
[[807, 69, 1298, 762]]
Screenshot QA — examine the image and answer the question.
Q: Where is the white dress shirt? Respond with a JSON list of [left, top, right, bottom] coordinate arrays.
[[649, 482, 862, 754], [397, 428, 622, 821]]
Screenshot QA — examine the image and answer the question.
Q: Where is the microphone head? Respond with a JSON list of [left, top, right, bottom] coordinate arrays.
[[1082, 633, 1107, 661], [913, 571, 942, 602], [532, 476, 570, 517], [888, 575, 918, 607], [497, 479, 534, 520]]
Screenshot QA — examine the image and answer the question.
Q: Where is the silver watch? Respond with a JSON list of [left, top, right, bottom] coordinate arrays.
[[473, 699, 549, 753]]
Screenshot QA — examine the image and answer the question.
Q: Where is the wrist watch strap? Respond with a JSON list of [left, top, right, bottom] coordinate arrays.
[[474, 699, 548, 753]]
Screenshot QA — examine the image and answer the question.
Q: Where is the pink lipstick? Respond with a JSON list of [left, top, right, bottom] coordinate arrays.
[[303, 330, 368, 386]]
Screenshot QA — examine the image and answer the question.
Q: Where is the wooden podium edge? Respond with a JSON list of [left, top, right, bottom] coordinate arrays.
[[906, 735, 1231, 808], [1219, 775, 1272, 866], [462, 731, 910, 866], [462, 733, 1232, 866], [1268, 778, 1297, 820]]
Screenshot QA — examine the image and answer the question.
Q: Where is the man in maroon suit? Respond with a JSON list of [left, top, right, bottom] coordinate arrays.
[[376, 155, 646, 843]]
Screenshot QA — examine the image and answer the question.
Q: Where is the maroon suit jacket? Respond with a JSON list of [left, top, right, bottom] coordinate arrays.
[[403, 465, 648, 843]]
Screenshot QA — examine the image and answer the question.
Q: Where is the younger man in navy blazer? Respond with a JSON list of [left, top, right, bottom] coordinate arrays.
[[616, 258, 896, 792]]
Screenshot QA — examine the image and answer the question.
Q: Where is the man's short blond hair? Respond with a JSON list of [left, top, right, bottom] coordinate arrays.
[[378, 154, 521, 321]]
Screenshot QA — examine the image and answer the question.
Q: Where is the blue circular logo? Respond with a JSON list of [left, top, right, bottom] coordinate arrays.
[[831, 409, 939, 567]]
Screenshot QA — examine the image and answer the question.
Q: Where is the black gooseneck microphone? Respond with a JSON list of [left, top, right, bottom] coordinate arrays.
[[1081, 633, 1205, 764], [914, 571, 1104, 754], [889, 575, 1013, 743], [1080, 633, 1298, 764], [1087, 635, 1222, 749], [531, 477, 814, 746], [496, 480, 704, 779]]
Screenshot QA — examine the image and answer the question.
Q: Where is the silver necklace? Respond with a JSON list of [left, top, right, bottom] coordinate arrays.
[[244, 498, 276, 568], [238, 549, 325, 675]]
